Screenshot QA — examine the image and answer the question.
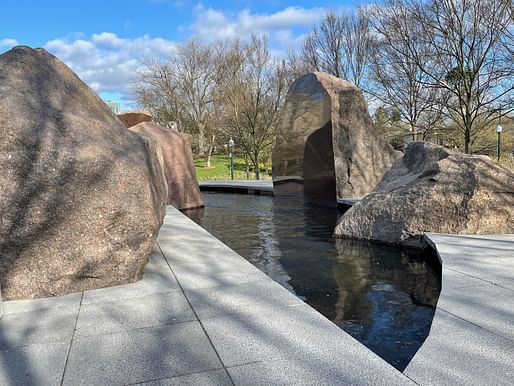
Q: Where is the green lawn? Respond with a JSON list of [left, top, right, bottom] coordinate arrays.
[[194, 154, 272, 180]]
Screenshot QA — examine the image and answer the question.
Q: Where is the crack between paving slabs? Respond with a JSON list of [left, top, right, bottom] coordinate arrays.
[[157, 242, 236, 386]]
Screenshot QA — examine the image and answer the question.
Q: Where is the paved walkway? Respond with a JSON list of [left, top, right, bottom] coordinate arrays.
[[199, 180, 273, 194], [405, 233, 514, 385], [0, 206, 411, 386], [2, 206, 513, 385], [199, 180, 361, 207]]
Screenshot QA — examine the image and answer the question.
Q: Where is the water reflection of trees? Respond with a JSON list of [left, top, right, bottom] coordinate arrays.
[[187, 193, 441, 370], [333, 239, 440, 326]]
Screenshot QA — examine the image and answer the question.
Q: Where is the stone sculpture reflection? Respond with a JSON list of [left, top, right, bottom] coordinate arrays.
[[273, 72, 399, 207]]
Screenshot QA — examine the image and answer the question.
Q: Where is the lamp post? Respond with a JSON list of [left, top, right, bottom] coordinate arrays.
[[496, 123, 503, 160], [228, 137, 235, 180]]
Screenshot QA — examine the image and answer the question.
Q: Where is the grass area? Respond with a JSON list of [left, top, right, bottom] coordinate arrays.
[[194, 154, 272, 180]]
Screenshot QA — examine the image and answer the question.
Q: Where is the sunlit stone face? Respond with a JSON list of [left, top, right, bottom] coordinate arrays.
[[273, 72, 400, 206]]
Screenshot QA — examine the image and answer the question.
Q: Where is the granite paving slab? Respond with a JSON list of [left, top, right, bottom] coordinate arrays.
[[0, 307, 78, 349], [184, 279, 304, 320], [406, 233, 514, 385], [81, 246, 180, 305], [227, 356, 411, 386], [440, 267, 491, 290], [436, 281, 514, 341], [200, 303, 413, 384], [0, 342, 70, 386], [62, 322, 223, 386], [133, 369, 232, 386], [199, 180, 273, 193], [1, 293, 82, 316], [75, 291, 196, 337], [404, 308, 514, 385]]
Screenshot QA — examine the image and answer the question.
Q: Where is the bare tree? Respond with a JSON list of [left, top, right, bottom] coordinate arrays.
[[367, 2, 445, 141], [135, 39, 223, 164], [396, 0, 514, 153], [221, 35, 288, 179], [299, 9, 373, 87]]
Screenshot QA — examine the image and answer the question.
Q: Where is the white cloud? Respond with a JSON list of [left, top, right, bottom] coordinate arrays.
[[190, 5, 325, 46], [25, 6, 326, 109], [0, 38, 19, 50], [43, 33, 177, 107]]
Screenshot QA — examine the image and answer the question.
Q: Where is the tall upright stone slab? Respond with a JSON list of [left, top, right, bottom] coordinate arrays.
[[273, 72, 399, 206], [129, 122, 204, 210], [0, 46, 167, 300]]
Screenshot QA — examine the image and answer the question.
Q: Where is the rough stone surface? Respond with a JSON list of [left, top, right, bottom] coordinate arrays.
[[0, 46, 167, 300], [117, 111, 152, 128], [335, 141, 514, 247], [273, 72, 399, 205], [129, 122, 204, 209]]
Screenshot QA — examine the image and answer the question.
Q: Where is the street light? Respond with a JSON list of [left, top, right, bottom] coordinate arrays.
[[228, 137, 235, 180], [496, 123, 503, 160]]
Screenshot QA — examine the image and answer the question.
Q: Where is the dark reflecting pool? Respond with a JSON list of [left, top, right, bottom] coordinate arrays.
[[184, 192, 441, 370]]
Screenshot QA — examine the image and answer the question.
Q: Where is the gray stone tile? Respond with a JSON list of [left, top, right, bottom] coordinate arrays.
[[441, 267, 490, 291], [0, 342, 69, 386], [81, 246, 180, 305], [436, 283, 514, 341], [2, 293, 82, 316], [169, 260, 268, 291], [75, 292, 196, 337], [426, 233, 514, 260], [62, 322, 223, 386], [0, 307, 77, 349], [185, 279, 303, 320], [228, 358, 413, 386], [158, 233, 246, 266], [133, 369, 232, 386], [444, 257, 514, 291], [404, 309, 514, 385], [202, 304, 408, 382]]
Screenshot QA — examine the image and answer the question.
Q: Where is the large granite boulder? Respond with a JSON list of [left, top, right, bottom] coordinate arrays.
[[129, 122, 204, 210], [118, 111, 152, 128], [335, 142, 514, 247], [0, 46, 167, 300], [273, 72, 399, 206]]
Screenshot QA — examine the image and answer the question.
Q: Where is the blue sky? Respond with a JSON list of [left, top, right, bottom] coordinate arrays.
[[0, 0, 363, 109]]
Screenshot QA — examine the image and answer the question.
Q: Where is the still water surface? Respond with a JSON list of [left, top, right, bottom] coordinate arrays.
[[184, 192, 441, 370]]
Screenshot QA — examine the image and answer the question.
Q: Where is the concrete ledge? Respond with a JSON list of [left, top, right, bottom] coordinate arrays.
[[199, 180, 360, 208], [199, 180, 274, 196], [405, 233, 514, 385]]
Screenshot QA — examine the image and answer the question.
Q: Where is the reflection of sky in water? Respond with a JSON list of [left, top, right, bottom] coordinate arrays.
[[184, 192, 441, 370], [341, 283, 437, 369]]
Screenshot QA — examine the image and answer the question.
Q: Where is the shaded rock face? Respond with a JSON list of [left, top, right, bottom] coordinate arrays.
[[129, 122, 204, 210], [0, 46, 167, 300], [335, 142, 514, 247], [117, 112, 152, 128], [273, 72, 399, 206]]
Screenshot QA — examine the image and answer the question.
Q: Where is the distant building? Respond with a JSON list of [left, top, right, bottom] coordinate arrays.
[[105, 100, 120, 114]]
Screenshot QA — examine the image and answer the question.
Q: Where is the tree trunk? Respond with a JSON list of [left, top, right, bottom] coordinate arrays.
[[464, 128, 470, 154], [206, 133, 216, 168], [411, 121, 417, 141], [254, 151, 260, 180], [197, 122, 206, 156]]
